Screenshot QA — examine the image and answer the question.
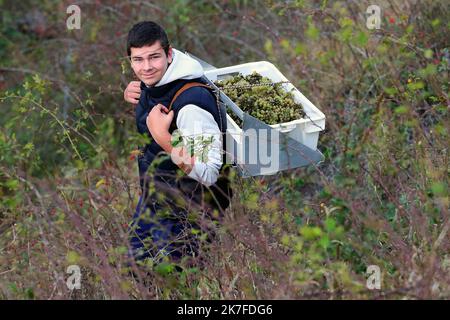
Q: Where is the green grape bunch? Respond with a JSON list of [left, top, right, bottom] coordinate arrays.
[[214, 71, 305, 126]]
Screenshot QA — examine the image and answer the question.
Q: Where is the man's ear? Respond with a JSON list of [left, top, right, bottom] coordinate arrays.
[[167, 46, 173, 64]]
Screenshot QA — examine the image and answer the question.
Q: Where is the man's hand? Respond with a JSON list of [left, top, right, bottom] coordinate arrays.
[[146, 104, 174, 152], [124, 81, 141, 104], [170, 146, 194, 174]]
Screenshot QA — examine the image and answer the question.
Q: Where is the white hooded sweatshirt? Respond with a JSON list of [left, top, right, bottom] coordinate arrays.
[[153, 48, 222, 187]]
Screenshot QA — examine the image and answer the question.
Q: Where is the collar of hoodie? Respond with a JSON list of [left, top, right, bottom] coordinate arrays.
[[144, 48, 204, 88]]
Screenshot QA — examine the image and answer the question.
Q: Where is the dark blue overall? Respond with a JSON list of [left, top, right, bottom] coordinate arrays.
[[129, 77, 228, 261]]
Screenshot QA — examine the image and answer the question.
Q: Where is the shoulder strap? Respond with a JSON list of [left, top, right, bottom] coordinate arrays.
[[167, 81, 229, 173], [168, 82, 212, 112]]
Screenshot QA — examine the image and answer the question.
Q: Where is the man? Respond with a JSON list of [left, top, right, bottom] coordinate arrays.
[[124, 21, 230, 263]]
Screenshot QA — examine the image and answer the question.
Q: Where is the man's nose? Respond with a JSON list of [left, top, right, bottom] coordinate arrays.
[[143, 59, 153, 71]]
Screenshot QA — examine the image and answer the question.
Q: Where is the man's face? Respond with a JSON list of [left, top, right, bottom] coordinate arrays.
[[129, 41, 173, 87]]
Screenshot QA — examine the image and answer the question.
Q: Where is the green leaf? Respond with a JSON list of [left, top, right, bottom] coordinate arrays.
[[418, 64, 437, 77], [306, 24, 320, 40], [354, 31, 368, 47], [394, 105, 408, 114], [115, 246, 128, 255], [155, 262, 175, 275], [339, 17, 354, 27], [424, 49, 433, 59], [431, 182, 447, 196], [407, 81, 424, 90], [264, 39, 273, 55], [245, 193, 259, 209], [5, 179, 19, 190], [294, 42, 306, 56], [324, 217, 337, 232], [280, 38, 290, 52], [25, 287, 35, 299], [66, 251, 80, 264], [299, 226, 323, 240], [431, 19, 441, 28], [8, 283, 18, 294], [319, 235, 330, 249], [338, 27, 352, 42], [433, 124, 447, 137], [384, 87, 398, 95]]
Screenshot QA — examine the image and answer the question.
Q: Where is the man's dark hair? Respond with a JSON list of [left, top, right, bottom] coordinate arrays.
[[126, 21, 170, 58]]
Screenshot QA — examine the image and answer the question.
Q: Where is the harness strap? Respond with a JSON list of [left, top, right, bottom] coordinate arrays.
[[168, 82, 212, 111]]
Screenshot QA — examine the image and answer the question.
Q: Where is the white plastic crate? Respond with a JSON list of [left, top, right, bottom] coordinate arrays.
[[204, 61, 326, 167]]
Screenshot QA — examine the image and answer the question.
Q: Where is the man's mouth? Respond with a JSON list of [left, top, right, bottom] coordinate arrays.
[[142, 72, 156, 78]]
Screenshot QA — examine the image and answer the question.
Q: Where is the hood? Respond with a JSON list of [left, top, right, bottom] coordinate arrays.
[[155, 48, 204, 87]]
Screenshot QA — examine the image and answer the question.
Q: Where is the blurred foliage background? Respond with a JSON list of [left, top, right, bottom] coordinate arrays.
[[0, 0, 448, 299]]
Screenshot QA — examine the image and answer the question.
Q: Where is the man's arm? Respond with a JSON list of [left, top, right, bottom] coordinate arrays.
[[145, 104, 196, 175], [175, 104, 222, 187], [145, 103, 223, 186]]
